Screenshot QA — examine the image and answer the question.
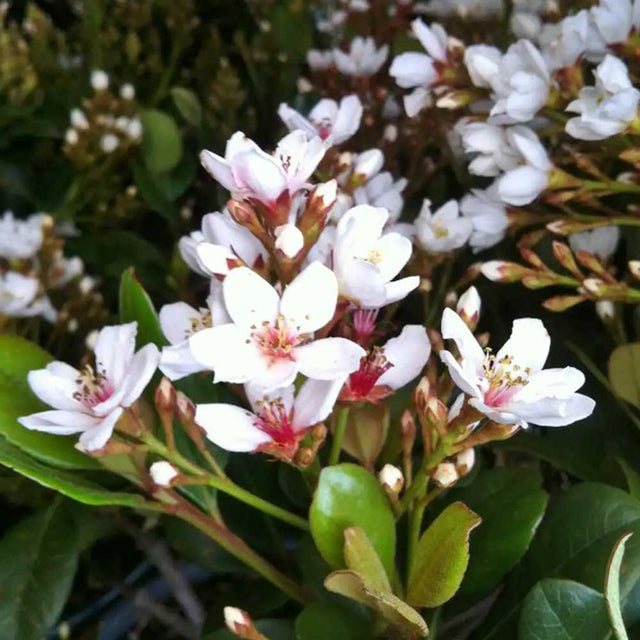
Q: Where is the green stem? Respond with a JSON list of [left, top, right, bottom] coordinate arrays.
[[328, 406, 350, 466], [425, 258, 455, 327], [143, 434, 309, 531], [581, 180, 640, 194], [166, 492, 308, 604]]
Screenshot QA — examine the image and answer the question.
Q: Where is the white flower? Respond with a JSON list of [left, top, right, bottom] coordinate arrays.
[[353, 149, 385, 181], [568, 225, 620, 261], [307, 49, 334, 71], [65, 129, 79, 145], [195, 377, 345, 453], [188, 263, 365, 390], [414, 199, 473, 253], [566, 55, 640, 140], [0, 272, 43, 318], [390, 19, 449, 116], [440, 308, 595, 428], [274, 223, 305, 258], [511, 12, 543, 40], [488, 40, 551, 124], [50, 255, 84, 288], [310, 205, 419, 309], [180, 210, 268, 278], [590, 0, 639, 47], [19, 323, 160, 451], [464, 45, 502, 89], [159, 283, 231, 381], [333, 37, 389, 77], [416, 0, 503, 19], [353, 172, 407, 224], [91, 69, 109, 91], [70, 108, 89, 130], [0, 211, 44, 260], [100, 134, 119, 153], [120, 83, 136, 100], [341, 325, 431, 401], [458, 121, 520, 177], [460, 186, 509, 251], [540, 11, 589, 70], [149, 461, 178, 486], [496, 126, 551, 205], [278, 95, 363, 146], [200, 130, 325, 209]]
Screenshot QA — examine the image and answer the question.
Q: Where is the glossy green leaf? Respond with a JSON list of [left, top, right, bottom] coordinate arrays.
[[0, 501, 80, 640], [0, 435, 152, 508], [295, 602, 372, 640], [407, 501, 481, 608], [119, 267, 167, 348], [343, 527, 391, 593], [171, 87, 202, 126], [618, 459, 640, 500], [310, 464, 396, 577], [325, 570, 428, 637], [609, 343, 640, 408], [476, 483, 640, 640], [0, 336, 97, 470], [452, 468, 548, 595], [140, 109, 183, 173], [606, 533, 633, 640], [519, 579, 612, 640]]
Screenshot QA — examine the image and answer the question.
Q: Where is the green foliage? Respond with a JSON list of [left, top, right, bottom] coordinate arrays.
[[171, 87, 203, 127], [140, 109, 183, 174], [310, 463, 396, 578], [407, 502, 481, 608], [295, 601, 372, 640], [606, 533, 633, 640]]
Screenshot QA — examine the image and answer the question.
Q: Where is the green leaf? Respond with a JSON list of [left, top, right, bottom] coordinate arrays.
[[343, 527, 391, 593], [407, 501, 481, 608], [476, 483, 640, 640], [140, 109, 183, 173], [451, 468, 548, 596], [0, 336, 97, 470], [519, 579, 612, 640], [618, 458, 640, 500], [0, 501, 80, 640], [269, 4, 312, 61], [295, 601, 372, 640], [606, 533, 633, 640], [119, 267, 167, 348], [171, 87, 202, 126], [609, 343, 640, 408], [0, 435, 152, 508], [310, 463, 396, 578], [325, 570, 428, 638]]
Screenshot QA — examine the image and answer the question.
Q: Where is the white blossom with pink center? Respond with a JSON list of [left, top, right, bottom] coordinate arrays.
[[200, 130, 325, 210], [19, 323, 159, 451], [195, 377, 345, 454], [188, 262, 365, 391], [278, 95, 363, 146], [439, 308, 595, 428]]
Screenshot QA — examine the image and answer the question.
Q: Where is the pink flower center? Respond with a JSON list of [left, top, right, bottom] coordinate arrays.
[[253, 399, 297, 446], [348, 348, 393, 398], [252, 315, 305, 361], [353, 308, 379, 341], [482, 350, 530, 408], [313, 119, 333, 141], [73, 364, 115, 409]]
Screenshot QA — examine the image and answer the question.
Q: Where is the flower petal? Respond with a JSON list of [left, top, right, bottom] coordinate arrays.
[[293, 377, 346, 429], [295, 337, 365, 380], [245, 383, 295, 415], [509, 393, 595, 427], [383, 276, 420, 306], [78, 408, 123, 451], [19, 409, 101, 434], [195, 404, 271, 452], [27, 364, 84, 411], [120, 343, 160, 407], [159, 302, 198, 345], [495, 318, 550, 374], [94, 323, 137, 387], [159, 342, 206, 381], [223, 267, 279, 330], [377, 325, 431, 390], [440, 350, 483, 398], [441, 308, 485, 371], [280, 262, 338, 333]]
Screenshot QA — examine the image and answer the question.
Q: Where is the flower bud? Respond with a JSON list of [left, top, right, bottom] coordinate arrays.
[[176, 391, 196, 424], [274, 224, 304, 259], [383, 124, 398, 142], [481, 260, 528, 283], [629, 260, 640, 280], [433, 462, 459, 488], [379, 464, 404, 494], [400, 409, 416, 455], [224, 607, 252, 635], [456, 286, 481, 329], [155, 377, 176, 413], [90, 69, 109, 91], [454, 448, 475, 477], [65, 128, 79, 145], [353, 149, 384, 182], [149, 461, 178, 487], [70, 108, 89, 130], [120, 83, 135, 100], [596, 300, 615, 321], [582, 278, 605, 295]]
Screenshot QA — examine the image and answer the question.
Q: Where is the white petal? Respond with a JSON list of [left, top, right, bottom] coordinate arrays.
[[441, 308, 485, 369], [200, 150, 238, 192], [232, 149, 288, 202], [341, 260, 388, 308], [195, 404, 271, 452], [159, 342, 206, 381], [497, 166, 548, 206], [496, 318, 550, 374], [377, 326, 431, 389], [19, 409, 101, 434], [509, 393, 595, 426], [78, 408, 123, 451], [196, 243, 235, 276], [94, 323, 137, 388], [440, 350, 483, 398], [247, 359, 298, 392], [515, 366, 585, 402], [280, 262, 338, 333], [120, 344, 160, 407], [373, 233, 413, 281], [295, 337, 365, 380], [292, 377, 346, 429], [245, 383, 295, 415], [223, 267, 279, 330], [382, 276, 420, 306], [27, 365, 83, 411], [160, 302, 198, 345]]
